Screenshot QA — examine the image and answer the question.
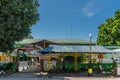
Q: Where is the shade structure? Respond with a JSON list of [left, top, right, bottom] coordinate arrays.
[[113, 48, 120, 52], [40, 45, 114, 53]]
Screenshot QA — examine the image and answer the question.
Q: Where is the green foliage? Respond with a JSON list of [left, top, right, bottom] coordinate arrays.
[[77, 54, 86, 62], [0, 62, 17, 72], [26, 34, 34, 39], [56, 63, 114, 72], [101, 63, 114, 72], [0, 0, 39, 52], [97, 10, 120, 46]]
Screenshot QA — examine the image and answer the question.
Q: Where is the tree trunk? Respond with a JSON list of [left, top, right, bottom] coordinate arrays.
[[16, 49, 20, 72]]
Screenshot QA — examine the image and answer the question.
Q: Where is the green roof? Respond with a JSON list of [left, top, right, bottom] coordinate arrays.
[[15, 39, 42, 45], [47, 39, 96, 44], [15, 39, 96, 45]]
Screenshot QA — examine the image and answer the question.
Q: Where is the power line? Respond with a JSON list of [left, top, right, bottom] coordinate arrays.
[[71, 16, 72, 40]]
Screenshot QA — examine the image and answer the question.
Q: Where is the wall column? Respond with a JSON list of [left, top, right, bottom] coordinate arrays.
[[74, 52, 78, 71], [48, 52, 51, 71]]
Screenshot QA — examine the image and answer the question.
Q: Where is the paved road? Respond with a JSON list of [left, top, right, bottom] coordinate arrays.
[[0, 66, 120, 80], [64, 77, 120, 80], [0, 77, 120, 80], [4, 66, 40, 78]]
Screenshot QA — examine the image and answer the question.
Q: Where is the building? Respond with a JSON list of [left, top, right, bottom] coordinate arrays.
[[39, 45, 114, 72], [15, 39, 96, 48]]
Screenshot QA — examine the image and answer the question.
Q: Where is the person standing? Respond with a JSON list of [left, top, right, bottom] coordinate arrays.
[[31, 58, 34, 66], [98, 63, 102, 73]]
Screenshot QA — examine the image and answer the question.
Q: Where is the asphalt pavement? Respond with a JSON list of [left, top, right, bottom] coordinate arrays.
[[0, 66, 120, 80]]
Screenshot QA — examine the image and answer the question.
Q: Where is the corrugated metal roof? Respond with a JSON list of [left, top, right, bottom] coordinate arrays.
[[15, 39, 96, 45], [40, 45, 113, 53]]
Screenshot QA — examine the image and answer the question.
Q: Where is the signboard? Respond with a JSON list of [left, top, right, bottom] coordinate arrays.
[[19, 61, 28, 69], [1, 55, 6, 61], [98, 53, 103, 59], [43, 60, 56, 71]]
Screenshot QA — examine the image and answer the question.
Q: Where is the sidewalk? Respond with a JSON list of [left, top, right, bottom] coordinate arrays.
[[36, 72, 120, 80], [0, 66, 40, 78], [37, 71, 114, 77], [1, 65, 120, 80]]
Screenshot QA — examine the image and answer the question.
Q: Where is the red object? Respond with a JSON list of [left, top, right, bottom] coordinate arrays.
[[98, 53, 103, 59]]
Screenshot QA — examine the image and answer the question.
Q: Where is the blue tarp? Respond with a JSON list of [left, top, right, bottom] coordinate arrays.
[[40, 45, 114, 53]]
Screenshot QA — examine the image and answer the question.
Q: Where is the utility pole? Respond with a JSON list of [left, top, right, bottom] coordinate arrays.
[[88, 33, 93, 76], [16, 48, 20, 72]]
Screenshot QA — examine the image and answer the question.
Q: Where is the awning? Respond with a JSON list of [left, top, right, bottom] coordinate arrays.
[[40, 45, 114, 53], [113, 49, 120, 52]]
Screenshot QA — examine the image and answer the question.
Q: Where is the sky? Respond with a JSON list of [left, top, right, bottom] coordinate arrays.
[[31, 0, 120, 41]]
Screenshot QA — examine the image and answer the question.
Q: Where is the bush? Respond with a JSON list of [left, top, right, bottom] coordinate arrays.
[[0, 62, 17, 72], [56, 63, 114, 72], [101, 63, 114, 72]]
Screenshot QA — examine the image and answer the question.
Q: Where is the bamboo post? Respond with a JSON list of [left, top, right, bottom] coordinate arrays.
[[48, 52, 51, 71], [74, 52, 78, 71], [16, 49, 20, 72]]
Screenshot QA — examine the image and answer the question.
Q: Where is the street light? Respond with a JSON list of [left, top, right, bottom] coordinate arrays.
[[88, 33, 93, 76], [61, 57, 65, 71], [89, 33, 92, 64]]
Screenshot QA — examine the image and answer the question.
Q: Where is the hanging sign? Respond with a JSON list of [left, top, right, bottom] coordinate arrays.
[[98, 53, 103, 59]]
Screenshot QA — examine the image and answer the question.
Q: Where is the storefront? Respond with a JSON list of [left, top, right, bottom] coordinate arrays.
[[39, 45, 114, 72]]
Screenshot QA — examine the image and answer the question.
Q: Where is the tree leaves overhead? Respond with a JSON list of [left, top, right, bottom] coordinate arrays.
[[0, 0, 39, 52], [97, 10, 120, 46]]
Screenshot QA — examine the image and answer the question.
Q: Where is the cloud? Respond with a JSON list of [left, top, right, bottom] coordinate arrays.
[[87, 12, 95, 17], [80, 1, 98, 17]]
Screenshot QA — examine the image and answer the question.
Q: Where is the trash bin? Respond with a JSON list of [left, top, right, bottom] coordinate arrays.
[[88, 68, 93, 76]]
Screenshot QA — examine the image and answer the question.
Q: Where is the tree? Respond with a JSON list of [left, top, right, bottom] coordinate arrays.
[[97, 10, 120, 46], [0, 0, 39, 52], [26, 34, 34, 39]]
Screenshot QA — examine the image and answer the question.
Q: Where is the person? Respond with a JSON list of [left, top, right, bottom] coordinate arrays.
[[98, 63, 102, 73], [51, 64, 56, 71], [31, 58, 34, 66]]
